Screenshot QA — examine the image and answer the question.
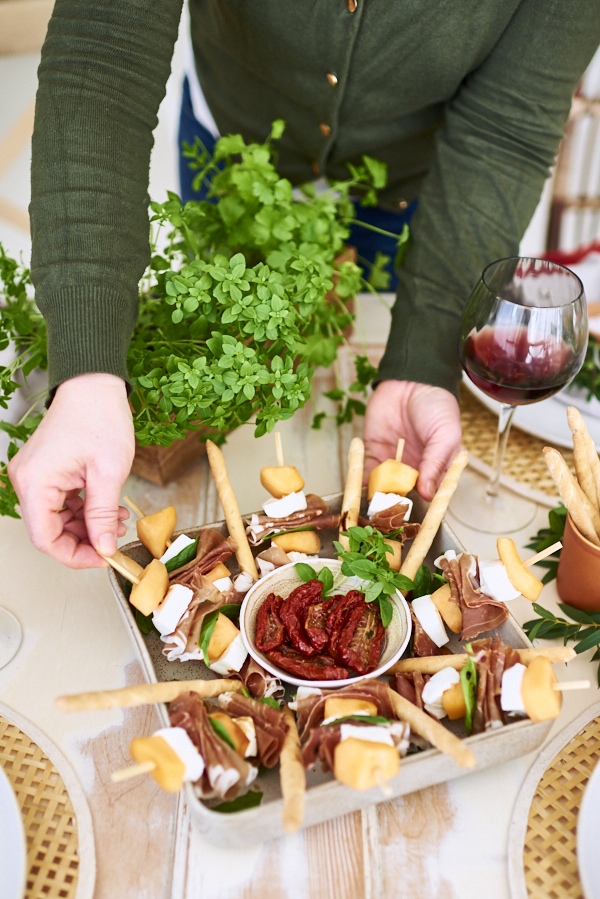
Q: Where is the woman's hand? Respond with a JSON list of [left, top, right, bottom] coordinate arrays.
[[363, 380, 462, 500], [8, 373, 135, 568]]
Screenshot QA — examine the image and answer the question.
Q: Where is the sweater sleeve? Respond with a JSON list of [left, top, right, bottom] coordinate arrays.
[[30, 0, 183, 390], [376, 0, 600, 399]]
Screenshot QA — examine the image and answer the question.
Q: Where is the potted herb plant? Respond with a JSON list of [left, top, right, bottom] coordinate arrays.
[[0, 121, 409, 511]]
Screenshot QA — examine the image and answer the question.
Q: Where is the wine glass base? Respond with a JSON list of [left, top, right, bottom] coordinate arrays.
[[0, 608, 22, 669], [448, 469, 537, 534]]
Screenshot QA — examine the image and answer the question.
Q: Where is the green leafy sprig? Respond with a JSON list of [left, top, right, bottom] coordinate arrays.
[[525, 503, 566, 584], [523, 603, 600, 686], [212, 790, 263, 813], [198, 604, 241, 666], [295, 563, 334, 595], [572, 334, 600, 401], [461, 650, 478, 735]]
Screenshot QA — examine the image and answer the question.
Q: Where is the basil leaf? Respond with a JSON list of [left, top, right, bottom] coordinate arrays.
[[241, 687, 251, 698], [257, 696, 280, 710], [134, 608, 158, 635], [323, 715, 391, 726], [219, 603, 241, 621], [412, 564, 432, 599], [317, 566, 334, 595], [199, 609, 220, 666], [209, 716, 236, 750], [460, 654, 478, 735], [295, 563, 318, 582], [165, 537, 199, 573], [260, 526, 314, 542], [212, 790, 263, 813], [378, 595, 393, 628]]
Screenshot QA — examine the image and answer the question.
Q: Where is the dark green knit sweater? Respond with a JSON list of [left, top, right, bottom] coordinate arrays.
[[30, 0, 600, 397]]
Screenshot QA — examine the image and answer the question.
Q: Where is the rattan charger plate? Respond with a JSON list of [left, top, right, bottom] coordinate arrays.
[[0, 701, 95, 899], [508, 701, 600, 899]]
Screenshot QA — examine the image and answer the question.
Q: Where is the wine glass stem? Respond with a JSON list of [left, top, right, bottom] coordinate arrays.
[[486, 404, 516, 498]]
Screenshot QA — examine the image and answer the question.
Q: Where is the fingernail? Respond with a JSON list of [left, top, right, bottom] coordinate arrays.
[[98, 533, 116, 556], [426, 480, 436, 499]]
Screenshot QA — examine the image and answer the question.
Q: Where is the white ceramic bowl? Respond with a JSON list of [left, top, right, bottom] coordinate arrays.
[[239, 558, 412, 689]]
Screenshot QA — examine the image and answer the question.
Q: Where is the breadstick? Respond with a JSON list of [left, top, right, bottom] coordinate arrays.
[[389, 645, 576, 676], [339, 437, 365, 547], [543, 447, 600, 545], [55, 678, 243, 713], [567, 406, 600, 510], [400, 449, 469, 580], [386, 687, 476, 768], [206, 440, 259, 579], [280, 705, 306, 834]]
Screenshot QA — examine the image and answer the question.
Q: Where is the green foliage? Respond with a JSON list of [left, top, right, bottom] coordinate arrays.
[[198, 603, 241, 665], [460, 651, 478, 734], [573, 334, 600, 401], [256, 696, 281, 710], [209, 716, 236, 750], [334, 525, 415, 627], [411, 564, 447, 599], [525, 503, 566, 584], [164, 536, 199, 572], [212, 790, 263, 813], [0, 124, 412, 517], [522, 603, 600, 687], [294, 562, 334, 596]]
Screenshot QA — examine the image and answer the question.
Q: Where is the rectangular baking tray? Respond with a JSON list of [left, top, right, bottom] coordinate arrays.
[[108, 490, 552, 847]]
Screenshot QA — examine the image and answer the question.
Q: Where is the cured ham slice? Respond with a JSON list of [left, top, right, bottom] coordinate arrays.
[[246, 494, 340, 546], [439, 553, 508, 641], [239, 657, 285, 700], [369, 502, 420, 540], [169, 529, 238, 585], [218, 692, 289, 768], [295, 680, 396, 741]]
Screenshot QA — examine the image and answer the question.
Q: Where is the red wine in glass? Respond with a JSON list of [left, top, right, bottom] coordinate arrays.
[[461, 325, 576, 405]]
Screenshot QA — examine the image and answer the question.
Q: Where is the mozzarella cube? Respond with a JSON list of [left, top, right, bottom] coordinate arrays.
[[213, 576, 233, 593], [501, 663, 527, 713], [210, 633, 248, 676], [154, 727, 205, 782], [411, 594, 450, 647], [433, 549, 457, 569], [480, 561, 521, 603], [234, 717, 258, 758], [233, 572, 255, 593], [340, 724, 394, 746], [262, 491, 307, 518], [159, 534, 195, 565], [152, 584, 194, 636], [367, 492, 413, 520], [421, 667, 460, 719]]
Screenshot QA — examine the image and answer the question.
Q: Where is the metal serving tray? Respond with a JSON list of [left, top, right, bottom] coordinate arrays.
[[108, 490, 552, 847]]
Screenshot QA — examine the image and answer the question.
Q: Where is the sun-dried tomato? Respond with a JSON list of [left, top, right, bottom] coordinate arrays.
[[338, 604, 385, 675], [305, 594, 337, 651], [255, 593, 286, 652], [266, 645, 349, 680], [279, 580, 323, 657], [327, 591, 366, 660]]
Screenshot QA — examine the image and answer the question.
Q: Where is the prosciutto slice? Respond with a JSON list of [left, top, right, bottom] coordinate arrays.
[[392, 670, 429, 712], [295, 679, 396, 742], [369, 503, 421, 541], [161, 578, 238, 662], [440, 553, 508, 641], [218, 692, 289, 768], [239, 656, 285, 700], [302, 719, 411, 771], [169, 529, 238, 585], [470, 636, 521, 733], [168, 692, 257, 799], [409, 605, 443, 658], [246, 494, 340, 545]]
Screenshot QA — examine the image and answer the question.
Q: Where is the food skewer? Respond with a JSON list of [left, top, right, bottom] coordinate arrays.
[[111, 760, 156, 783], [395, 438, 405, 464], [400, 449, 469, 581], [274, 432, 284, 468], [389, 645, 576, 675], [55, 678, 244, 712], [523, 541, 562, 567], [206, 440, 259, 580], [386, 686, 476, 768], [280, 705, 306, 833], [123, 495, 173, 548], [102, 554, 140, 584]]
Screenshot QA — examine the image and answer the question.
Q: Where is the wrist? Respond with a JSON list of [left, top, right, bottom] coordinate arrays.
[[55, 373, 128, 401]]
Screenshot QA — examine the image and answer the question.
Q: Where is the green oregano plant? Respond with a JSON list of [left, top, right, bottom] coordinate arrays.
[[0, 121, 409, 517]]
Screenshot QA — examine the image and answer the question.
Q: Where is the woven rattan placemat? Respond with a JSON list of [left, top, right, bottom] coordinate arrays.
[[0, 702, 95, 899], [460, 386, 575, 499], [509, 701, 600, 899]]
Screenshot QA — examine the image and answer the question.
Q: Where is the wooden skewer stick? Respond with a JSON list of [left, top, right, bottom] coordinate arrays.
[[55, 678, 244, 713], [395, 438, 405, 464], [389, 646, 576, 676], [123, 495, 172, 548], [524, 541, 563, 567], [275, 432, 284, 467], [111, 761, 156, 783], [101, 554, 140, 585], [553, 680, 591, 691]]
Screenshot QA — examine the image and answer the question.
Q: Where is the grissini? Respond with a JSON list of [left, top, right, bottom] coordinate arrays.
[[567, 406, 600, 511], [388, 646, 576, 676], [206, 440, 259, 579], [55, 678, 244, 713], [339, 437, 365, 548], [386, 687, 476, 768], [280, 705, 306, 834], [543, 447, 600, 545], [400, 449, 469, 580]]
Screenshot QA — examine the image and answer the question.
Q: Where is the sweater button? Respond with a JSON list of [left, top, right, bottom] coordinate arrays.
[[398, 199, 408, 210], [319, 123, 331, 136], [347, 0, 357, 11], [326, 73, 338, 87]]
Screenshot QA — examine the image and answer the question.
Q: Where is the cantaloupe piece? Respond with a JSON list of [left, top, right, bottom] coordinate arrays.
[[260, 466, 305, 498], [497, 538, 543, 602], [521, 656, 562, 723], [114, 550, 144, 580], [129, 735, 186, 793], [129, 559, 169, 616], [137, 506, 177, 558], [204, 563, 231, 583], [208, 711, 250, 757], [334, 738, 400, 791], [383, 538, 402, 572], [442, 682, 467, 720], [324, 697, 378, 720], [272, 531, 321, 554], [367, 459, 419, 500], [207, 613, 240, 661], [431, 583, 462, 633]]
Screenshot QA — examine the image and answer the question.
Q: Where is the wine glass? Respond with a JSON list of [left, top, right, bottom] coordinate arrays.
[[450, 256, 587, 534], [0, 607, 21, 669]]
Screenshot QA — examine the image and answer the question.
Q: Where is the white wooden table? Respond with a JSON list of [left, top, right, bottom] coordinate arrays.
[[0, 296, 597, 899]]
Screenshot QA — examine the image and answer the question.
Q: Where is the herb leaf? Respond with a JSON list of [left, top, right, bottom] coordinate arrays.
[[461, 651, 478, 735], [199, 610, 220, 666], [523, 601, 600, 683], [212, 790, 263, 813], [209, 717, 236, 750], [295, 563, 318, 583], [256, 697, 281, 710], [165, 537, 199, 572]]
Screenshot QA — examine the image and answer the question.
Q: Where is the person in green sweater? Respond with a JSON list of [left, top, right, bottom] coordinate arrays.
[[8, 0, 600, 568]]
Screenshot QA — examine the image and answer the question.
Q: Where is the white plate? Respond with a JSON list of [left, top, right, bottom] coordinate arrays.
[[0, 764, 26, 899], [578, 759, 600, 899], [462, 375, 600, 451]]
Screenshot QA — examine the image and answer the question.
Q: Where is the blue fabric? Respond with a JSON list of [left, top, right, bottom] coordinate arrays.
[[178, 77, 417, 289]]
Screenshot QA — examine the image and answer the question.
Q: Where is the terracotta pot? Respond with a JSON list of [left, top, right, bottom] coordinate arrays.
[[556, 513, 600, 611], [131, 428, 208, 486]]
